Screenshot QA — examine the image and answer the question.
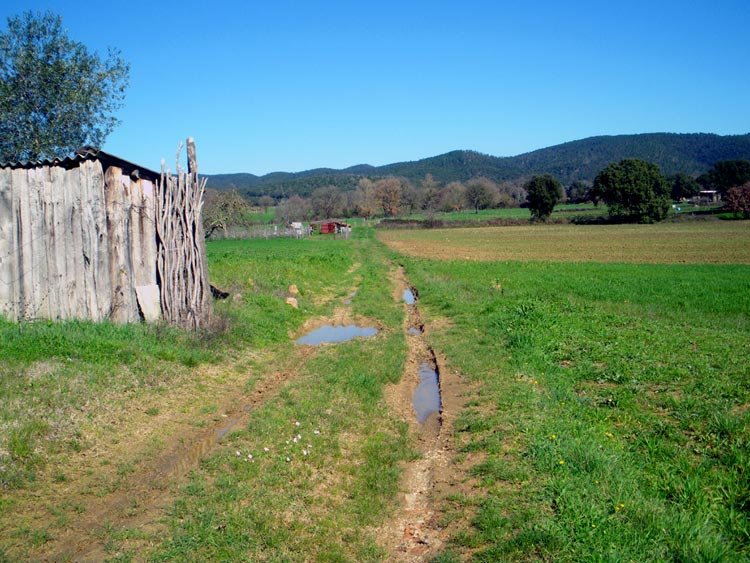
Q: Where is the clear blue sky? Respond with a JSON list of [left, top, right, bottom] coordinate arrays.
[[2, 0, 749, 174]]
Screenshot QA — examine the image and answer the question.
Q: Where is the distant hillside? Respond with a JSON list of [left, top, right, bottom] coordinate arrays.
[[204, 133, 750, 198]]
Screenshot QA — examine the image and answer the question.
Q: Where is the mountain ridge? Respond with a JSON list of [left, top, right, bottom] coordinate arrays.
[[203, 132, 750, 197]]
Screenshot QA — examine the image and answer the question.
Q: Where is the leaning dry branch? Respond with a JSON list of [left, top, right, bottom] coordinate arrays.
[[155, 138, 211, 329]]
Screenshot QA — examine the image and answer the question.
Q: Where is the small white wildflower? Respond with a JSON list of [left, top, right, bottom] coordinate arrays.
[[295, 421, 301, 427], [286, 457, 291, 462], [292, 436, 299, 443], [263, 447, 270, 453], [302, 449, 308, 456], [313, 429, 321, 435], [235, 451, 241, 457], [296, 434, 301, 440], [247, 453, 253, 460]]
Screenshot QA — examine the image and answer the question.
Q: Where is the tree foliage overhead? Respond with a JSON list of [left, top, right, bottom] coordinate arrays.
[[0, 11, 129, 162], [524, 174, 563, 220], [592, 159, 670, 223]]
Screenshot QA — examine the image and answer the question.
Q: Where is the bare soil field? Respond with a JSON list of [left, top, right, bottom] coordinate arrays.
[[379, 221, 750, 264]]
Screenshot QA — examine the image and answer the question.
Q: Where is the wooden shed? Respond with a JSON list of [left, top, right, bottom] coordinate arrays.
[[0, 141, 211, 328]]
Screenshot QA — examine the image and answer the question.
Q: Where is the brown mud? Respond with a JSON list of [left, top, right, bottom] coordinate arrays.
[[378, 267, 474, 561]]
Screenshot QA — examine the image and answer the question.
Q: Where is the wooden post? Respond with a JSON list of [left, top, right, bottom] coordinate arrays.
[[156, 139, 211, 329], [106, 166, 138, 323], [0, 168, 16, 320], [187, 137, 198, 176]]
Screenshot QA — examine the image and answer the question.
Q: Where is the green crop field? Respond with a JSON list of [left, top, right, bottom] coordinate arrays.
[[1, 221, 748, 561], [401, 256, 750, 561]]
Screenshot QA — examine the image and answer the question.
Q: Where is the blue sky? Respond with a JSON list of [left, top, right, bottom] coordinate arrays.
[[2, 0, 749, 174]]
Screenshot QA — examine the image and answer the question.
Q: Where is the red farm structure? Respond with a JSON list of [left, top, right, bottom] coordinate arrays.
[[316, 221, 351, 235]]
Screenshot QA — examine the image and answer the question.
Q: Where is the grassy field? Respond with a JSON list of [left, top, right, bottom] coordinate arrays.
[[381, 225, 750, 561], [380, 221, 750, 264], [1, 220, 748, 561], [0, 232, 414, 561]]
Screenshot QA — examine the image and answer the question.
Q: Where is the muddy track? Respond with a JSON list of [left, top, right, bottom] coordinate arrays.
[[35, 346, 317, 562], [379, 267, 471, 561], [32, 278, 370, 562]]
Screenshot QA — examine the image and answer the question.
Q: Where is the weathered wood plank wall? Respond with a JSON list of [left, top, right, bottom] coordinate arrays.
[[0, 160, 159, 322]]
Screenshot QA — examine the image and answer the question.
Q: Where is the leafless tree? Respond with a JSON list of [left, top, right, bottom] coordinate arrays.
[[465, 177, 497, 213], [276, 195, 312, 224], [498, 179, 528, 207], [353, 178, 379, 219], [400, 179, 420, 215], [439, 181, 466, 212], [311, 185, 342, 219], [374, 178, 403, 217], [258, 195, 275, 213]]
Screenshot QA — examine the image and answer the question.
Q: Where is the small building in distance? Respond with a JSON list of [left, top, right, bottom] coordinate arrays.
[[315, 221, 352, 236], [696, 190, 720, 204]]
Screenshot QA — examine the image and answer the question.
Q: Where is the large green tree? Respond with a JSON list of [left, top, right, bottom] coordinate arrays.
[[668, 173, 701, 200], [524, 174, 563, 220], [698, 160, 750, 195], [592, 159, 670, 222], [0, 11, 129, 162]]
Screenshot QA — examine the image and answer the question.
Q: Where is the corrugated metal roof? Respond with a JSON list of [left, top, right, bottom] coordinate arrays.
[[0, 146, 161, 181]]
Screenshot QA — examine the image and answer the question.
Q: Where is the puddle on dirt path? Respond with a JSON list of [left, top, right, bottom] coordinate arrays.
[[413, 362, 442, 423], [403, 288, 416, 305], [296, 325, 378, 345], [407, 326, 423, 336]]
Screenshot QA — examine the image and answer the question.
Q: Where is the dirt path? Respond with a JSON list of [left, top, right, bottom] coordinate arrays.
[[3, 260, 477, 561], [26, 276, 372, 562], [30, 345, 318, 562], [379, 267, 472, 561]]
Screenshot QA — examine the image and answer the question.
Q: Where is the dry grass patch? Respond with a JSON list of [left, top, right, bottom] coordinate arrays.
[[379, 221, 750, 264]]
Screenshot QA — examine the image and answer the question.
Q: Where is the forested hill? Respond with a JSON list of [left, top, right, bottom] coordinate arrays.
[[204, 133, 750, 197]]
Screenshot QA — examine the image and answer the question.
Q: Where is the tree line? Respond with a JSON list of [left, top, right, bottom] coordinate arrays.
[[204, 157, 750, 234], [525, 158, 750, 222]]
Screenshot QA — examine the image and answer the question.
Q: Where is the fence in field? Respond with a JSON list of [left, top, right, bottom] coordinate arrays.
[[0, 140, 211, 329]]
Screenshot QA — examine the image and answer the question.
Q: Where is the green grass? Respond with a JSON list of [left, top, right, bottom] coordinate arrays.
[[403, 257, 750, 561], [0, 320, 218, 489], [400, 203, 607, 223], [244, 207, 276, 224], [150, 232, 413, 561], [4, 222, 748, 561], [0, 235, 363, 491]]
